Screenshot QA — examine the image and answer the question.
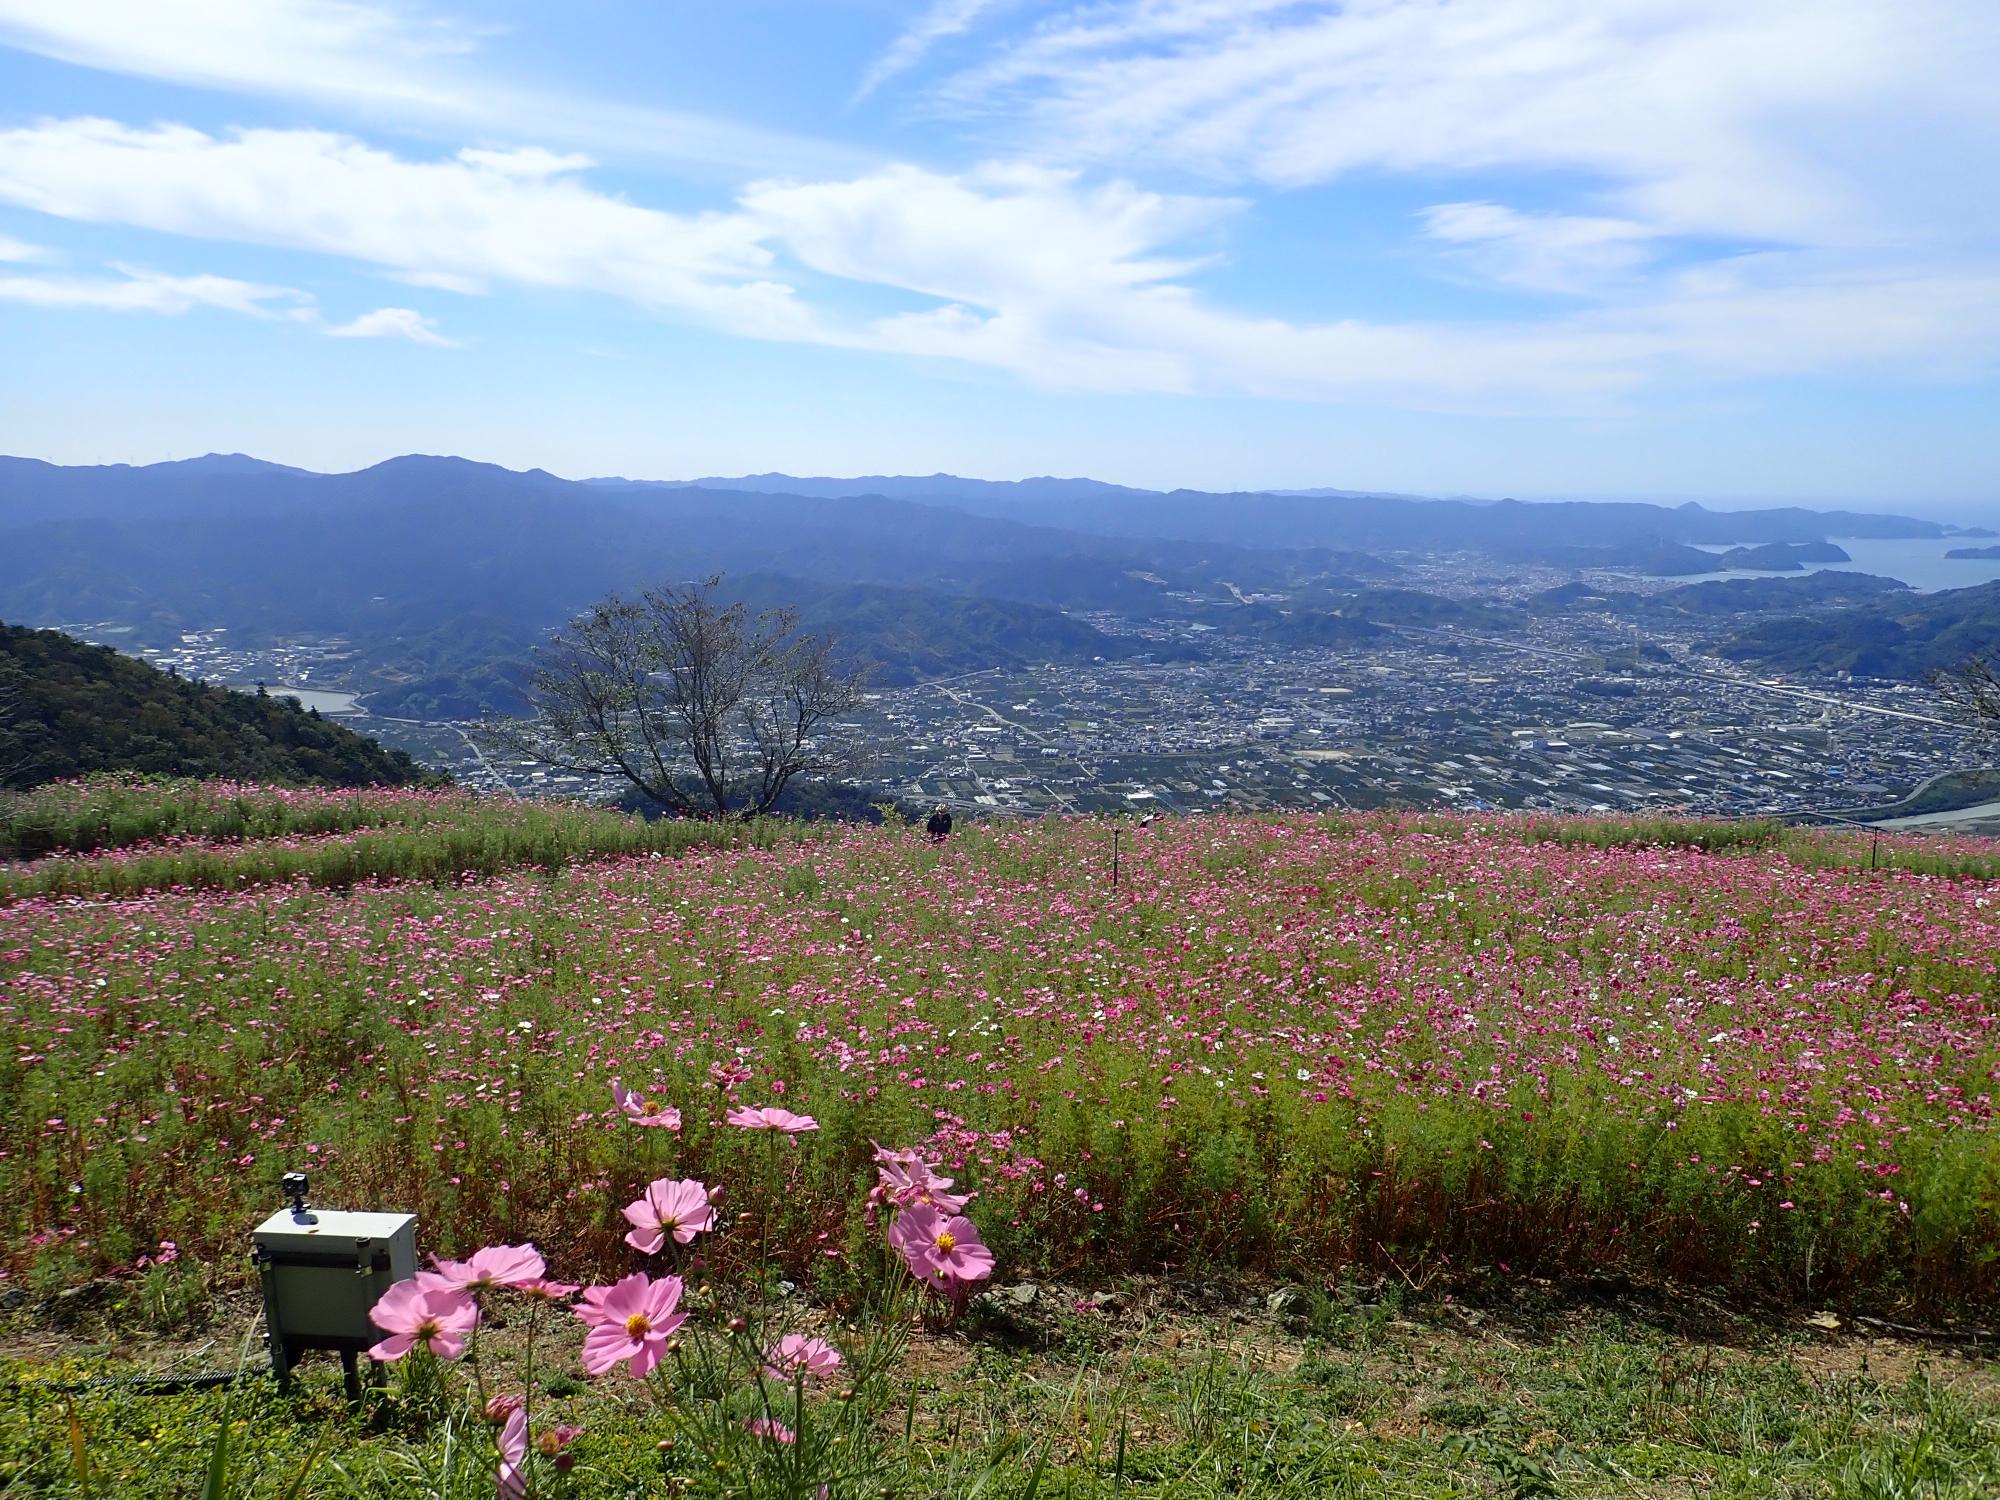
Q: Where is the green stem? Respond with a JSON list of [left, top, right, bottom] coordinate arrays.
[[522, 1297, 539, 1498]]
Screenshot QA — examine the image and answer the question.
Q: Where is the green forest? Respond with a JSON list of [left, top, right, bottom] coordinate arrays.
[[0, 622, 439, 790]]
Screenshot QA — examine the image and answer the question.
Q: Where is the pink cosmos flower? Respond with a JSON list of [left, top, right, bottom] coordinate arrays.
[[516, 1277, 581, 1303], [888, 1203, 995, 1293], [573, 1272, 687, 1377], [871, 1142, 970, 1214], [622, 1177, 717, 1254], [498, 1412, 582, 1497], [536, 1425, 583, 1461], [727, 1105, 819, 1133], [611, 1081, 682, 1131], [744, 1417, 797, 1444], [763, 1333, 843, 1381], [416, 1243, 546, 1297], [367, 1279, 477, 1362], [497, 1406, 529, 1500]]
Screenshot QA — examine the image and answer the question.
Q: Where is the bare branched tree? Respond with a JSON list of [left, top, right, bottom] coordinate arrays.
[[1929, 653, 2000, 727], [479, 577, 868, 818]]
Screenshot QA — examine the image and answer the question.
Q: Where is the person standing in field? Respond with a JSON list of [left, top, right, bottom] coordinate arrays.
[[926, 804, 953, 842]]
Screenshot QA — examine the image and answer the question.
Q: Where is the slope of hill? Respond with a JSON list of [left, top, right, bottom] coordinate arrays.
[[1717, 579, 2000, 677], [1654, 571, 1912, 615], [0, 622, 438, 789]]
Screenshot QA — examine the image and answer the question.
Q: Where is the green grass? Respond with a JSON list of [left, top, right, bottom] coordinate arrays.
[[1383, 808, 2000, 881], [0, 776, 456, 860], [0, 788, 811, 900], [6, 1291, 1998, 1497]]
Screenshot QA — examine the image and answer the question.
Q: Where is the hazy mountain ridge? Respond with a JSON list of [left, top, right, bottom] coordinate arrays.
[[608, 468, 1947, 550], [0, 454, 1986, 705]]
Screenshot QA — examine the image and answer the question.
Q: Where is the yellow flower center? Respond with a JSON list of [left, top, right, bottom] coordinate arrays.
[[642, 1099, 664, 1115], [934, 1232, 956, 1254], [626, 1313, 653, 1338]]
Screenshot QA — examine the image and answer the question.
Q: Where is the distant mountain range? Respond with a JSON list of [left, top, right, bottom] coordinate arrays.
[[0, 453, 1989, 706], [622, 467, 1951, 550]]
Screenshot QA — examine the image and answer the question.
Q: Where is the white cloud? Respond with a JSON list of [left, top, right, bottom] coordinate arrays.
[[0, 0, 870, 178], [0, 230, 48, 262], [742, 162, 1236, 305], [2, 117, 1997, 408], [0, 120, 807, 338], [857, 0, 1013, 99], [0, 263, 311, 316], [746, 163, 2000, 402], [1420, 202, 1658, 296], [325, 305, 457, 345], [934, 0, 2000, 250]]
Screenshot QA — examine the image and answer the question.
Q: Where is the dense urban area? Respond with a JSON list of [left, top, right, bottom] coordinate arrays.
[[62, 549, 1994, 829]]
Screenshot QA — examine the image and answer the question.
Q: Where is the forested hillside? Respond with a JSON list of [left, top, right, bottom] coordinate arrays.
[[0, 622, 438, 789]]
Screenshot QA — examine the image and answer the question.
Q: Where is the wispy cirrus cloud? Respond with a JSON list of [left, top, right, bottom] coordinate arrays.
[[0, 0, 872, 178], [929, 0, 2000, 254], [1420, 202, 1659, 297], [856, 0, 1015, 99], [0, 262, 313, 317], [0, 234, 458, 344]]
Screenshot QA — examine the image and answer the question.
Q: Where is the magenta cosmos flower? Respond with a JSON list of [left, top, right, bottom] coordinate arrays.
[[367, 1279, 478, 1362], [888, 1203, 996, 1292], [416, 1243, 546, 1298], [764, 1334, 843, 1382], [611, 1081, 682, 1131], [623, 1176, 717, 1253], [744, 1417, 797, 1444], [726, 1104, 819, 1133], [574, 1272, 687, 1376]]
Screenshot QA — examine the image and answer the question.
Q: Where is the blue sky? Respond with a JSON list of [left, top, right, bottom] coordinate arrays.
[[2, 1, 1998, 514]]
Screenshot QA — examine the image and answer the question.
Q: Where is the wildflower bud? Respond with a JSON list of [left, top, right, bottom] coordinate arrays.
[[665, 1337, 683, 1354], [657, 1438, 675, 1452], [485, 1394, 522, 1425], [838, 1388, 855, 1402], [727, 1316, 746, 1333], [553, 1453, 575, 1474]]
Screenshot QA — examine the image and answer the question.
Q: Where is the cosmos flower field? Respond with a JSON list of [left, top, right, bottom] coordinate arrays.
[[4, 795, 1998, 1314]]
